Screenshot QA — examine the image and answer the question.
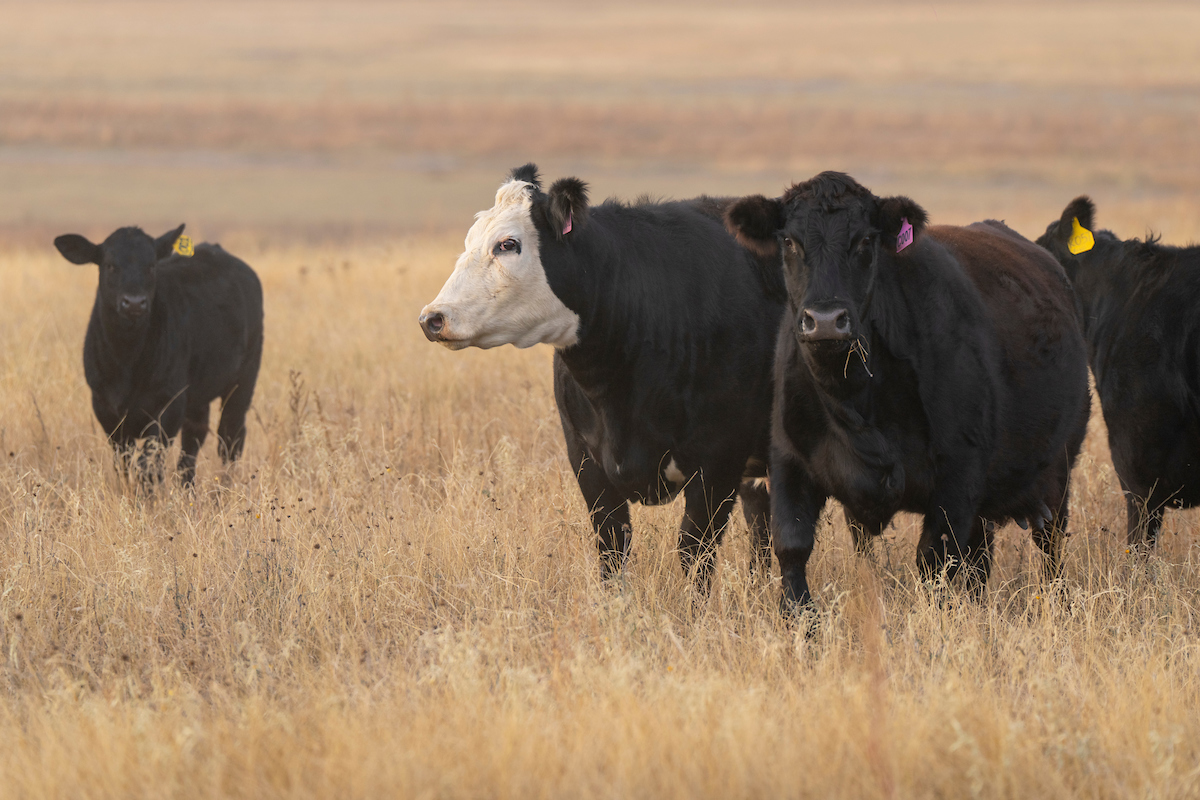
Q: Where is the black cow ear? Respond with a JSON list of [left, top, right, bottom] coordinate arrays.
[[724, 195, 784, 259], [547, 177, 588, 240], [876, 196, 928, 255], [509, 163, 542, 191], [1058, 196, 1095, 242], [155, 224, 186, 260], [54, 234, 101, 265]]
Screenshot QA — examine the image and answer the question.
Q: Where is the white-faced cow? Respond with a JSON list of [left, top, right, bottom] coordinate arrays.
[[726, 172, 1090, 613], [1039, 197, 1200, 547], [54, 225, 263, 486], [419, 165, 784, 587]]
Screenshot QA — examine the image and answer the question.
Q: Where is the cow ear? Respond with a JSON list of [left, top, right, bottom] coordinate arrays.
[[876, 196, 928, 255], [1058, 196, 1095, 242], [155, 224, 186, 260], [547, 177, 588, 240], [54, 234, 101, 265], [509, 163, 542, 191], [724, 195, 784, 259]]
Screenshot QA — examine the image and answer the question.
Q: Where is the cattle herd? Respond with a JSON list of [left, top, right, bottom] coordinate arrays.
[[53, 163, 1200, 615]]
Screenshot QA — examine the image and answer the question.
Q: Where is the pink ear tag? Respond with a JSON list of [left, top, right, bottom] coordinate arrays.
[[562, 211, 573, 235], [896, 218, 914, 252]]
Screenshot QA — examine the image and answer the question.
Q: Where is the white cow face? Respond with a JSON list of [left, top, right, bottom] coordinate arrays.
[[418, 180, 580, 350]]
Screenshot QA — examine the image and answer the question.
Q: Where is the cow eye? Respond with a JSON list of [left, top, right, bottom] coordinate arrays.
[[782, 237, 800, 255], [492, 238, 521, 256]]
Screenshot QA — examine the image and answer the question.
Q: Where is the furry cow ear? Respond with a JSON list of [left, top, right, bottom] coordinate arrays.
[[54, 234, 102, 265], [547, 177, 588, 240], [724, 195, 784, 259], [1058, 196, 1095, 241], [155, 224, 186, 260], [876, 196, 928, 255], [509, 163, 542, 191]]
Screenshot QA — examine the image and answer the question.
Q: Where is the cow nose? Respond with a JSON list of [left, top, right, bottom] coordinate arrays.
[[419, 311, 445, 342], [119, 294, 149, 317], [800, 308, 851, 341]]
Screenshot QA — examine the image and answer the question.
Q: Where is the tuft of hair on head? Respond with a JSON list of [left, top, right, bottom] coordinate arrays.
[[724, 195, 784, 259], [547, 177, 589, 240], [783, 171, 873, 209], [875, 195, 929, 255], [1060, 196, 1096, 235], [509, 163, 542, 191]]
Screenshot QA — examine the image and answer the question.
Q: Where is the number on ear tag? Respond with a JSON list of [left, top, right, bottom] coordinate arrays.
[[174, 235, 194, 257], [896, 218, 914, 252], [1067, 217, 1094, 255]]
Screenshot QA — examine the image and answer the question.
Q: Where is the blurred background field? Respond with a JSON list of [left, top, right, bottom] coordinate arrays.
[[1, 2, 1199, 798]]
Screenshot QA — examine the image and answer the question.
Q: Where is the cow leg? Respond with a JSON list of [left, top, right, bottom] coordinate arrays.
[[961, 517, 996, 600], [678, 479, 738, 593], [771, 449, 825, 616], [177, 402, 211, 486], [216, 384, 256, 465], [845, 510, 883, 557], [1125, 494, 1164, 550], [738, 478, 772, 575], [916, 499, 979, 587], [1033, 489, 1071, 583]]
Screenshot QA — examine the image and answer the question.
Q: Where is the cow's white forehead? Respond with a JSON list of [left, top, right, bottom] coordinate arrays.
[[465, 179, 535, 249]]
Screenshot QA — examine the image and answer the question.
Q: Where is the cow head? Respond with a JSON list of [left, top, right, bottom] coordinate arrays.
[[726, 172, 926, 355], [418, 164, 584, 350], [1036, 196, 1097, 282], [54, 224, 185, 324]]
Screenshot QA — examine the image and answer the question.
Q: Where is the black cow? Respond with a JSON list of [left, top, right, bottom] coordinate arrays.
[[1038, 197, 1200, 546], [419, 165, 784, 586], [53, 225, 263, 485], [726, 172, 1090, 611]]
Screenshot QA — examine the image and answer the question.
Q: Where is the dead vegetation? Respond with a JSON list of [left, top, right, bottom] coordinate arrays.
[[1, 239, 1198, 798]]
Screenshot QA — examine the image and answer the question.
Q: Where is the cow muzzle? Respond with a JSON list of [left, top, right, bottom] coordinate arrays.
[[418, 310, 446, 342], [119, 294, 149, 319], [800, 307, 852, 341]]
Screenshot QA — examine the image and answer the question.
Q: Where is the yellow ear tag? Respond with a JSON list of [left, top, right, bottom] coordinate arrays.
[[173, 235, 194, 257], [1067, 217, 1094, 255]]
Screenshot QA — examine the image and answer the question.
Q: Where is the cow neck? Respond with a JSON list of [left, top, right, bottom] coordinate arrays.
[[549, 223, 642, 396]]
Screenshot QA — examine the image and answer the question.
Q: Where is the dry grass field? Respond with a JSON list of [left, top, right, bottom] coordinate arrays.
[[2, 1, 1200, 797]]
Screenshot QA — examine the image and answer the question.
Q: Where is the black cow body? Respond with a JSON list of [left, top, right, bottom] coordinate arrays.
[[54, 226, 263, 485], [727, 173, 1090, 611], [550, 195, 783, 583], [1039, 197, 1200, 546], [420, 166, 784, 585]]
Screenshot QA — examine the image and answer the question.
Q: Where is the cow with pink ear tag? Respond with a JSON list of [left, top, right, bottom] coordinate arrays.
[[726, 171, 1090, 618], [419, 164, 785, 589]]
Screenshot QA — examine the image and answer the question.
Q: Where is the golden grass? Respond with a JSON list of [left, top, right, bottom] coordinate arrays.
[[1, 238, 1199, 798]]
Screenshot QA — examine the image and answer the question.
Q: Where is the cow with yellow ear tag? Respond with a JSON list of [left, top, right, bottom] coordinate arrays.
[[1040, 196, 1200, 549]]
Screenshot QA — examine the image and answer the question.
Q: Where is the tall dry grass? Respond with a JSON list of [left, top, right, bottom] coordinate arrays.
[[0, 236, 1198, 798]]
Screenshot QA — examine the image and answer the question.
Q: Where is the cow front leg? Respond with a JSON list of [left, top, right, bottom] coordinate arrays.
[[960, 517, 996, 600], [916, 499, 981, 589], [771, 449, 824, 616], [1126, 494, 1164, 550], [565, 439, 631, 581], [178, 402, 211, 486], [678, 480, 738, 594], [738, 478, 772, 575]]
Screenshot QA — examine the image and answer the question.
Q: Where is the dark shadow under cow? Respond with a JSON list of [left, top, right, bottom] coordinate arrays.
[[1039, 197, 1200, 547], [419, 165, 784, 588], [727, 172, 1090, 612], [54, 225, 264, 486]]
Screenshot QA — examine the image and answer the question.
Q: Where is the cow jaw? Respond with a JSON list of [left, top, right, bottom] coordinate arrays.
[[421, 180, 580, 350]]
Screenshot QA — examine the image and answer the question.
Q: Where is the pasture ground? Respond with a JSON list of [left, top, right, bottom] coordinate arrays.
[[2, 2, 1199, 797]]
